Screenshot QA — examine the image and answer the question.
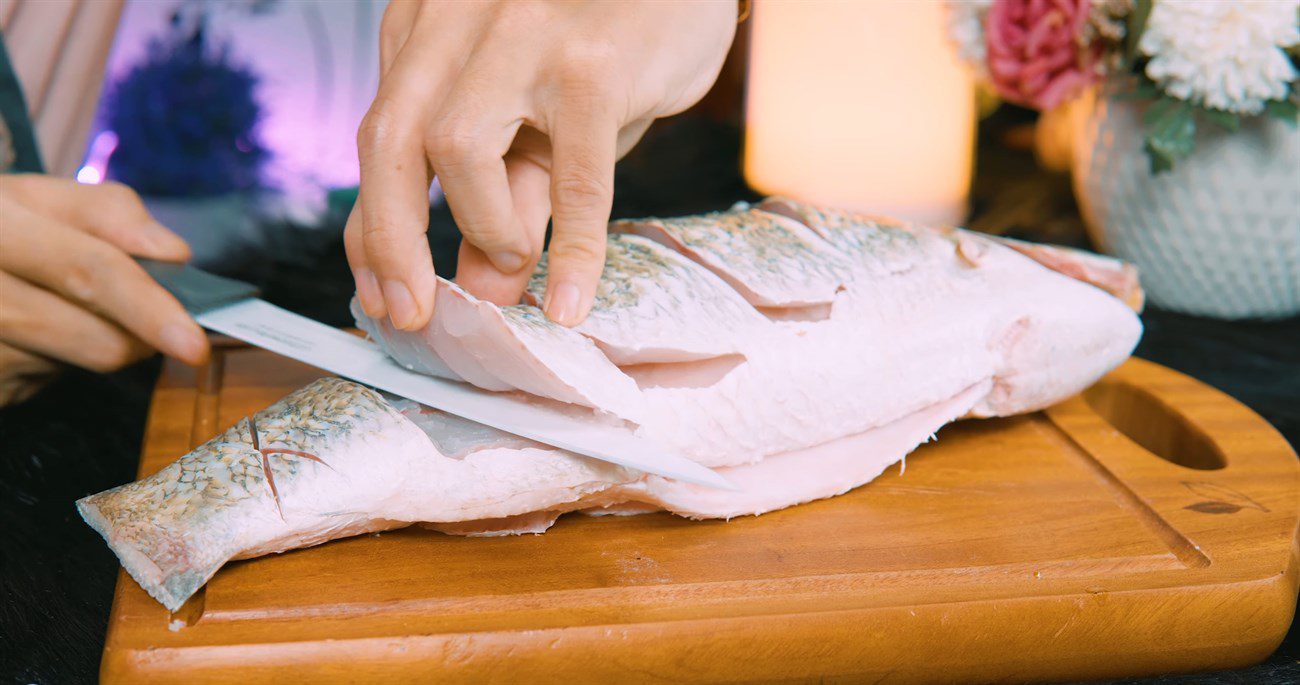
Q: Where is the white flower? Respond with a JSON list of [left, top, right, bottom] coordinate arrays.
[[945, 0, 994, 71], [1140, 0, 1300, 114]]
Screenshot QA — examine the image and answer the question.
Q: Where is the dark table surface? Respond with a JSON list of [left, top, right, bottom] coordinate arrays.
[[3, 116, 1297, 683]]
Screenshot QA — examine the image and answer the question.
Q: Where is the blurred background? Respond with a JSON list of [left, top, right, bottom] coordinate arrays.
[[1, 1, 1296, 681], [7, 0, 1096, 326], [11, 0, 1296, 326]]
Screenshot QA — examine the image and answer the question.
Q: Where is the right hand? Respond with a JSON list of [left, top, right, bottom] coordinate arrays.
[[0, 175, 209, 405], [346, 0, 738, 331]]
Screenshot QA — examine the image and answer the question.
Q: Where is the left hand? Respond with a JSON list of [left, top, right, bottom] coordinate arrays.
[[0, 175, 208, 405]]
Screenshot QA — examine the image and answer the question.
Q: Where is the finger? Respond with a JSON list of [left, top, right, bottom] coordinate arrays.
[[378, 0, 421, 77], [361, 3, 488, 331], [0, 203, 208, 364], [615, 118, 654, 160], [0, 271, 154, 373], [2, 175, 190, 261], [454, 152, 553, 305], [542, 99, 618, 326], [343, 199, 385, 318], [0, 340, 60, 407], [427, 63, 532, 277], [357, 38, 454, 331]]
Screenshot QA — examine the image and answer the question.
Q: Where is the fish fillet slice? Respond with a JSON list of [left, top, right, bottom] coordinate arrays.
[[524, 234, 767, 365], [356, 280, 647, 423], [758, 196, 930, 276], [988, 236, 1145, 311], [613, 206, 854, 308]]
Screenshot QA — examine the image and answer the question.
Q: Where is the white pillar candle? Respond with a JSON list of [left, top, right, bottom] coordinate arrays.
[[744, 0, 975, 226]]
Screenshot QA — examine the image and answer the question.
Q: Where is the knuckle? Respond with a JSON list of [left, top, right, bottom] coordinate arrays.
[[343, 218, 364, 257], [555, 41, 618, 88], [99, 181, 143, 211], [85, 334, 139, 373], [551, 173, 610, 213], [464, 230, 525, 258], [359, 225, 411, 269], [457, 217, 511, 246], [63, 248, 115, 303], [360, 222, 401, 249], [357, 102, 401, 152], [97, 182, 150, 227], [549, 232, 605, 268], [424, 125, 482, 166]]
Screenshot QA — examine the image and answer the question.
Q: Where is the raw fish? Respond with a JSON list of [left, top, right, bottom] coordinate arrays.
[[79, 199, 1142, 611]]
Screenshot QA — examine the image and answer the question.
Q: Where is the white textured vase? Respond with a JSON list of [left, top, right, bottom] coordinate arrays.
[[1072, 95, 1300, 319]]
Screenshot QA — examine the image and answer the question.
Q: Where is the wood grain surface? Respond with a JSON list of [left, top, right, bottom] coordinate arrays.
[[99, 345, 1299, 684]]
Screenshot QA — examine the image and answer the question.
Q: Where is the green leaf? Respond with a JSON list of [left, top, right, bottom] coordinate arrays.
[[1143, 98, 1196, 174], [1200, 107, 1240, 132], [1114, 79, 1161, 102], [1143, 139, 1175, 175], [1124, 0, 1154, 66], [1143, 96, 1181, 127], [1264, 98, 1299, 127]]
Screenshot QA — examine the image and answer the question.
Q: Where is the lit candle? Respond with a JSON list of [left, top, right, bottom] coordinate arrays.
[[744, 0, 975, 226]]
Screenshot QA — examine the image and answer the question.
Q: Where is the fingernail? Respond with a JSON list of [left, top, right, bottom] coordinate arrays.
[[544, 281, 581, 326], [489, 251, 527, 273], [159, 322, 207, 363], [383, 279, 419, 329], [353, 267, 384, 316]]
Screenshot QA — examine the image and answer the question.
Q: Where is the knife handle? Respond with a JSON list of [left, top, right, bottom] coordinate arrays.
[[136, 258, 262, 315]]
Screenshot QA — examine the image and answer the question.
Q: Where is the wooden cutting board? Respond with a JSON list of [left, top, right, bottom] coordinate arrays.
[[99, 343, 1298, 684]]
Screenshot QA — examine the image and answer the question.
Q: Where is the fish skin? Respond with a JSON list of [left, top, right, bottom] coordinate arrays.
[[985, 235, 1145, 312], [524, 234, 768, 364], [78, 378, 636, 611], [614, 207, 854, 307], [81, 199, 1143, 611], [77, 376, 982, 610], [759, 196, 1144, 310], [77, 379, 430, 610]]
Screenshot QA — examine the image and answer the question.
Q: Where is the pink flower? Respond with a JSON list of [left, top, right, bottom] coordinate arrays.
[[986, 0, 1100, 111]]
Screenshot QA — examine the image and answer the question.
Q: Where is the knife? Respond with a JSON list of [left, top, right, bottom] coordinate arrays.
[[138, 259, 734, 490]]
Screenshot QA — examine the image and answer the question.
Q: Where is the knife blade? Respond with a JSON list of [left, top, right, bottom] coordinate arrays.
[[139, 259, 734, 490]]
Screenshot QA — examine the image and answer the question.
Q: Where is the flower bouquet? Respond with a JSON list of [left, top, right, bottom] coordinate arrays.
[[949, 0, 1300, 319], [948, 0, 1299, 172]]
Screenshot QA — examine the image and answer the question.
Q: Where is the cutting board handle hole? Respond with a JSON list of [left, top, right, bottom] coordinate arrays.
[[1084, 381, 1227, 471]]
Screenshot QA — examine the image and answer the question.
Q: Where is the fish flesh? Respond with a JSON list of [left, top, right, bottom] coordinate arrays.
[[78, 199, 1143, 611]]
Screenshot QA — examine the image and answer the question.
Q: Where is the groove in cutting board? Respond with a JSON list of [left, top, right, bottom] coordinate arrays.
[[174, 353, 223, 628], [1038, 414, 1212, 568], [190, 352, 223, 450]]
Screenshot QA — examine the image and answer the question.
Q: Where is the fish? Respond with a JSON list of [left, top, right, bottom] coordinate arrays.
[[78, 198, 1143, 611]]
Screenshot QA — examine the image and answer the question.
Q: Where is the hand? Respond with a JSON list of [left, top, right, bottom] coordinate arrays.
[[0, 175, 209, 404], [346, 0, 737, 330]]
